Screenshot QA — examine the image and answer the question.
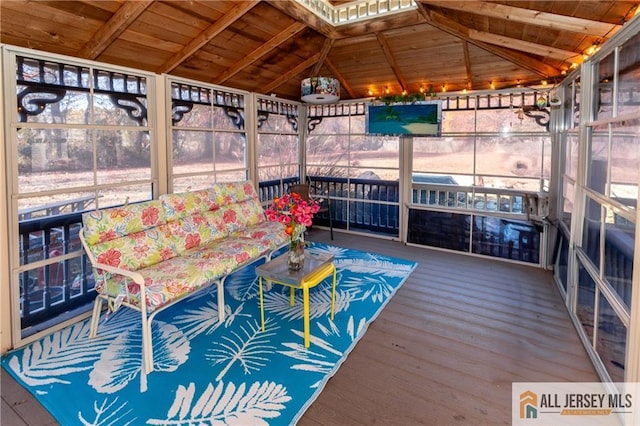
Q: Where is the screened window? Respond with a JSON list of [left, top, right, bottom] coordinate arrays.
[[410, 91, 550, 263], [7, 50, 157, 338], [569, 27, 639, 383], [413, 93, 551, 212], [306, 103, 400, 236], [15, 55, 154, 212], [255, 96, 301, 197], [168, 80, 249, 192]]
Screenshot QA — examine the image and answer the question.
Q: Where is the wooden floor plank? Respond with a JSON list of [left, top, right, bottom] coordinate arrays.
[[1, 231, 599, 425], [299, 231, 598, 425]]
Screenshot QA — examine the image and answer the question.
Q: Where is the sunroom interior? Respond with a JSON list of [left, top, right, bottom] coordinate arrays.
[[1, 0, 640, 423]]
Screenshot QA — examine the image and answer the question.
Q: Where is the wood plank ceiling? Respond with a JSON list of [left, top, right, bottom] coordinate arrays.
[[1, 0, 639, 102]]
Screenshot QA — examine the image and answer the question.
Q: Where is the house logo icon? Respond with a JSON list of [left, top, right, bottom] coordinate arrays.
[[520, 390, 538, 419]]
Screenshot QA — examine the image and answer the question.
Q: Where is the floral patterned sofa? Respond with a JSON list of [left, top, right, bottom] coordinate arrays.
[[80, 181, 288, 375]]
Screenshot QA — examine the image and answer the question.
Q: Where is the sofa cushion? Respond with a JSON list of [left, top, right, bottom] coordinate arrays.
[[212, 197, 267, 234], [160, 188, 219, 222], [210, 181, 260, 207], [95, 236, 278, 312], [183, 237, 272, 267], [82, 200, 166, 246], [166, 212, 226, 254], [232, 220, 289, 251], [119, 255, 221, 312], [90, 223, 180, 271]]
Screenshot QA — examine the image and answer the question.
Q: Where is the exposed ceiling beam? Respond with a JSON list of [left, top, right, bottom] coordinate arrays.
[[311, 38, 335, 76], [261, 53, 321, 94], [78, 0, 154, 59], [419, 0, 620, 37], [268, 0, 338, 38], [417, 4, 561, 78], [468, 29, 580, 61], [462, 41, 473, 88], [375, 32, 408, 92], [214, 22, 307, 84], [157, 0, 260, 74], [325, 57, 355, 99]]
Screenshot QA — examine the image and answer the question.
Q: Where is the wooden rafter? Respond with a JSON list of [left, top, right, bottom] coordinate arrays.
[[78, 0, 154, 59], [375, 32, 408, 92], [214, 22, 307, 84], [469, 29, 580, 61], [417, 4, 560, 78], [311, 38, 335, 76], [325, 57, 355, 99], [261, 53, 322, 94], [419, 0, 621, 37], [157, 0, 260, 74]]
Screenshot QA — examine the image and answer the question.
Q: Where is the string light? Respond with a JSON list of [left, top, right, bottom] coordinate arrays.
[[368, 77, 568, 96], [584, 41, 600, 57]]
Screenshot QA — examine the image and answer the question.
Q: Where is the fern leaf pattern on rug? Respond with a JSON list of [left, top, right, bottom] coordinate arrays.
[[2, 243, 417, 425]]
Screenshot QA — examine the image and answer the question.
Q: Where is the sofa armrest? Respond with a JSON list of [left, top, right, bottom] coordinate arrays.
[[80, 229, 145, 285], [91, 262, 145, 286]]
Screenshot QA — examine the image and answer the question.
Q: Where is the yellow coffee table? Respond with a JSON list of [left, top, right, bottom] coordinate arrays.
[[257, 250, 336, 348]]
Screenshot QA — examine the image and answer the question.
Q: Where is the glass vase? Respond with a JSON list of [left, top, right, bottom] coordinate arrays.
[[288, 238, 305, 271]]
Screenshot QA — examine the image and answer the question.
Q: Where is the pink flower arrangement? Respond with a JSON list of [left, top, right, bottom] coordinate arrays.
[[265, 192, 320, 239]]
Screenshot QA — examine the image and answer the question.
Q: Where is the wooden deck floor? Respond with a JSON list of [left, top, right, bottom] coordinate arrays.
[[2, 231, 599, 425]]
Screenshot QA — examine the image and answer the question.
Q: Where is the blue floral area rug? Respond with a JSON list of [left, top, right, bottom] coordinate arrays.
[[2, 243, 417, 425]]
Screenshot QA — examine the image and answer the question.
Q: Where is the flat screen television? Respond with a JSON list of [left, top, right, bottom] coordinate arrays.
[[366, 101, 442, 136]]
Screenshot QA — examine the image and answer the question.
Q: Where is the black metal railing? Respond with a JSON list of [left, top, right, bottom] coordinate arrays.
[[257, 176, 300, 202], [19, 212, 96, 330], [259, 175, 400, 236], [307, 176, 400, 236]]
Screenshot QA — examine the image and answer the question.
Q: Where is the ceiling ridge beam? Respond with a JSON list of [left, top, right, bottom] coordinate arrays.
[[375, 32, 408, 92], [157, 0, 260, 74], [261, 53, 321, 95], [418, 4, 560, 78], [78, 0, 154, 60], [214, 22, 307, 84], [418, 0, 621, 37], [468, 29, 580, 61]]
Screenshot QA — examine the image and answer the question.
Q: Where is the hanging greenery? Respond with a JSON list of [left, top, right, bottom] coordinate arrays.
[[377, 85, 438, 105]]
